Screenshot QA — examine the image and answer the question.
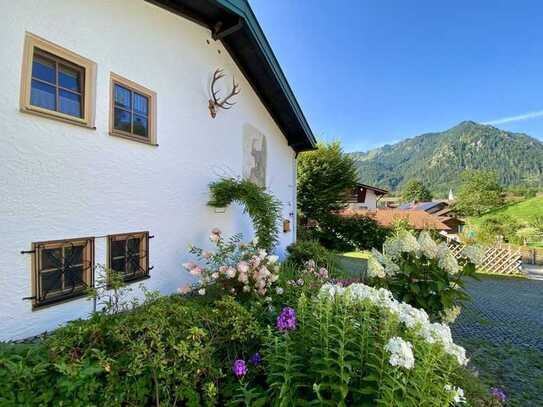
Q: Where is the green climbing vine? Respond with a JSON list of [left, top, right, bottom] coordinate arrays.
[[208, 178, 282, 251]]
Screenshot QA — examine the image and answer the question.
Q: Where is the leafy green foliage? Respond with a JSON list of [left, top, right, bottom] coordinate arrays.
[[455, 170, 504, 216], [261, 293, 464, 405], [476, 215, 521, 245], [0, 294, 266, 406], [312, 213, 390, 252], [286, 240, 330, 268], [297, 141, 358, 219], [369, 231, 478, 321], [208, 178, 281, 251], [350, 121, 543, 193], [402, 179, 433, 202]]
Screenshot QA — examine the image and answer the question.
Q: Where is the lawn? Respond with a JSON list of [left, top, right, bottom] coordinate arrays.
[[334, 250, 369, 278], [469, 196, 543, 226]]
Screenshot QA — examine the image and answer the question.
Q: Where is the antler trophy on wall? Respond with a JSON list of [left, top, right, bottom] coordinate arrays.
[[208, 68, 240, 118]]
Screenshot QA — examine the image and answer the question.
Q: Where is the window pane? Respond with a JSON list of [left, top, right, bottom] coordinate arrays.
[[65, 245, 84, 265], [133, 114, 148, 138], [59, 89, 82, 117], [59, 65, 81, 92], [134, 93, 148, 115], [127, 238, 140, 253], [111, 258, 125, 273], [30, 80, 56, 111], [114, 108, 131, 133], [114, 84, 131, 109], [65, 266, 84, 288], [32, 54, 56, 84], [111, 239, 126, 258], [41, 248, 62, 270], [41, 270, 62, 293], [126, 255, 140, 275]]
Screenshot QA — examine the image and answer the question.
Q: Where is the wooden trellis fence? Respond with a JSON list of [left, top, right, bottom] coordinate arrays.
[[447, 240, 523, 275]]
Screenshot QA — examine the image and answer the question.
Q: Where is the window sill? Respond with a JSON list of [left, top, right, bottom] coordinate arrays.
[[31, 290, 87, 311], [109, 131, 158, 146], [20, 106, 95, 129]]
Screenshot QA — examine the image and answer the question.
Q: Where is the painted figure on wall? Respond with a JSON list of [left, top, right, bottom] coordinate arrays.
[[243, 124, 267, 187]]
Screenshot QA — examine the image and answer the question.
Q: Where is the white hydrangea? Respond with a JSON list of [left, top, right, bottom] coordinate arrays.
[[384, 337, 415, 369], [398, 230, 420, 254], [417, 231, 439, 259], [383, 237, 402, 259], [438, 251, 460, 275], [370, 248, 400, 276], [462, 245, 484, 266], [445, 385, 466, 404], [367, 255, 386, 278], [440, 305, 462, 324]]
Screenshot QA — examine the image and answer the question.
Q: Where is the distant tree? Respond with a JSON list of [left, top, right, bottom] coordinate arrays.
[[401, 180, 433, 203], [297, 141, 358, 219], [454, 170, 504, 216]]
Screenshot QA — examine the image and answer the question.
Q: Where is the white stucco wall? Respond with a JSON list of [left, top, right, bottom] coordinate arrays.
[[347, 190, 379, 210], [0, 0, 298, 340]]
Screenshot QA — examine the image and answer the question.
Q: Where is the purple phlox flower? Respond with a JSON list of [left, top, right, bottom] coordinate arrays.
[[276, 307, 297, 331], [232, 359, 248, 379], [491, 387, 507, 402], [250, 352, 261, 366]]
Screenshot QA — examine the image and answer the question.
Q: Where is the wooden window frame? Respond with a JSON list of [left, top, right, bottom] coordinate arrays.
[[107, 231, 150, 284], [109, 73, 157, 146], [31, 237, 95, 309], [20, 32, 96, 128]]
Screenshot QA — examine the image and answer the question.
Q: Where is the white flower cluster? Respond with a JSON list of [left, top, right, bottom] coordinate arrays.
[[319, 283, 469, 367], [444, 385, 466, 404], [384, 336, 415, 369], [369, 231, 482, 277]]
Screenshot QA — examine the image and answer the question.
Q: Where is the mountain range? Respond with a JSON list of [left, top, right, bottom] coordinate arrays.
[[349, 121, 543, 193]]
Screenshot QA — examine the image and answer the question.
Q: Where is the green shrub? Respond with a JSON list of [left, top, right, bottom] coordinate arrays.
[[0, 294, 266, 406], [315, 213, 389, 252], [207, 178, 281, 251], [286, 240, 330, 267], [250, 284, 470, 405], [477, 215, 521, 245], [368, 231, 481, 321]]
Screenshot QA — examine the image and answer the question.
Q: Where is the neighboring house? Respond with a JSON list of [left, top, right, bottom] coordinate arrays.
[[399, 201, 465, 238], [341, 208, 451, 231], [0, 0, 315, 340], [345, 183, 388, 210]]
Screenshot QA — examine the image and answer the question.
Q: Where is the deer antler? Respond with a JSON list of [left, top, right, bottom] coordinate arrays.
[[209, 68, 240, 118]]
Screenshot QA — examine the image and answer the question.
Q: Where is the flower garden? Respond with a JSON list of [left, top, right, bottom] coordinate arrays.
[[0, 223, 510, 406]]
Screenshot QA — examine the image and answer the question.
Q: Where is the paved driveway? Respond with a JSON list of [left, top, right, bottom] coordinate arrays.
[[452, 275, 543, 350]]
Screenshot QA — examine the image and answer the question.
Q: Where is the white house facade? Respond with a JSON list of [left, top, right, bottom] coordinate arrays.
[[0, 0, 315, 340], [346, 184, 388, 210]]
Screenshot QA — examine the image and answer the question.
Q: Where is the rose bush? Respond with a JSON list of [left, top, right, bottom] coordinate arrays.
[[181, 229, 281, 300]]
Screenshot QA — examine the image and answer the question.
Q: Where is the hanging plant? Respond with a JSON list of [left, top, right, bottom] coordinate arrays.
[[208, 178, 282, 251]]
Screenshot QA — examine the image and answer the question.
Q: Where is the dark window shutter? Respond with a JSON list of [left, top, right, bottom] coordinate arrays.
[[357, 187, 367, 203]]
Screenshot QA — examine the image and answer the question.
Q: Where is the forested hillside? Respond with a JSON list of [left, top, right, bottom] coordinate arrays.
[[350, 121, 543, 193]]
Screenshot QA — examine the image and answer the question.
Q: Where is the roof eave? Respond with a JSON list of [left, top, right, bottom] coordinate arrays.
[[146, 0, 317, 153]]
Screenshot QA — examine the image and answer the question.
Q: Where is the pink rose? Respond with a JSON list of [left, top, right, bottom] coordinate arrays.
[[211, 227, 221, 235], [237, 261, 250, 273], [202, 251, 213, 259], [182, 261, 197, 271], [190, 266, 203, 276]]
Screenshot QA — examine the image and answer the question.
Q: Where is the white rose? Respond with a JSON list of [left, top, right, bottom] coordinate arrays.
[[198, 288, 206, 296]]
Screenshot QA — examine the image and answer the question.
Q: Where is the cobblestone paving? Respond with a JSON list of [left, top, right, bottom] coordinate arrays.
[[451, 276, 543, 350]]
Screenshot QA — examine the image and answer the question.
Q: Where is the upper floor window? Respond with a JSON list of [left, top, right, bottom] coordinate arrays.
[[32, 237, 94, 308], [109, 73, 157, 145], [20, 32, 96, 128]]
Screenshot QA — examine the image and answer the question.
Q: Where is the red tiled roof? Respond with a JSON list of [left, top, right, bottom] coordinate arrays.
[[340, 208, 451, 230]]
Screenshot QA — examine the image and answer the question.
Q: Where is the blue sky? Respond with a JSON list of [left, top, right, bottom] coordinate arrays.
[[249, 0, 543, 152]]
